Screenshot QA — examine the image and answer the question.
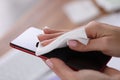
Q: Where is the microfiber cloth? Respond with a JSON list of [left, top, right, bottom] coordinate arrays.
[[35, 27, 89, 56]]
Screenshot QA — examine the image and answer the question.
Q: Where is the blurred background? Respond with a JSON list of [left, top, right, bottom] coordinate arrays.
[[0, 0, 120, 80], [0, 0, 39, 38]]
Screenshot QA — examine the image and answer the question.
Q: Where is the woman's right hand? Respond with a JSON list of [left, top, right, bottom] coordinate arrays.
[[67, 21, 120, 57], [39, 21, 120, 57]]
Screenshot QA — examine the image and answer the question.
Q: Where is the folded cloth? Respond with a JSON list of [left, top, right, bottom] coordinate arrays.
[[36, 27, 89, 56]]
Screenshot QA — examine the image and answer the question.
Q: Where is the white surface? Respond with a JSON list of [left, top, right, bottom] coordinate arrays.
[[11, 27, 43, 52], [0, 0, 15, 38], [0, 0, 39, 38], [97, 12, 120, 27], [0, 49, 60, 80], [96, 0, 120, 12], [36, 27, 89, 56], [96, 12, 120, 71], [63, 0, 100, 24], [107, 57, 120, 71]]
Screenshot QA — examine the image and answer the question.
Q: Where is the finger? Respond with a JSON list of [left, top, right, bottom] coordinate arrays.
[[43, 28, 63, 34], [45, 58, 75, 80], [85, 21, 104, 38], [38, 32, 64, 41], [67, 38, 106, 52], [77, 70, 110, 80], [41, 38, 56, 46], [104, 66, 120, 76]]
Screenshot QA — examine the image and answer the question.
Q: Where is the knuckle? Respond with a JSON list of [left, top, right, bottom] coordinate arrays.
[[72, 44, 86, 51], [100, 37, 110, 53], [87, 21, 103, 30]]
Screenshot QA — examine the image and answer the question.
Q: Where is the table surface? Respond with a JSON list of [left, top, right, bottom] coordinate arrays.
[[0, 0, 108, 57]]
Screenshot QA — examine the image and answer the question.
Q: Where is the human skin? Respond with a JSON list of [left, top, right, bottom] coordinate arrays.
[[38, 21, 120, 80]]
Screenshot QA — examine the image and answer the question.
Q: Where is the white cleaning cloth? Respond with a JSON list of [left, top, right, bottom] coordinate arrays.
[[35, 27, 89, 56]]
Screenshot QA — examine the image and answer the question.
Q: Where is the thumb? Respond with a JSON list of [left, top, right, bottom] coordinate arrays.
[[67, 38, 106, 52], [45, 58, 75, 80]]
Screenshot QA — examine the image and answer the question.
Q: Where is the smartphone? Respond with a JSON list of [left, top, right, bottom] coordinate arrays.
[[10, 27, 111, 71]]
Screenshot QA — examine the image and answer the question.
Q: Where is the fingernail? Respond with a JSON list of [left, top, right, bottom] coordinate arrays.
[[37, 34, 42, 38], [43, 26, 49, 29], [46, 59, 53, 68], [67, 40, 77, 47]]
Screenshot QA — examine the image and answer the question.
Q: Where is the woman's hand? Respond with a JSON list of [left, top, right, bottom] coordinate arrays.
[[45, 58, 120, 80], [67, 21, 120, 57], [39, 21, 120, 57], [38, 21, 120, 80]]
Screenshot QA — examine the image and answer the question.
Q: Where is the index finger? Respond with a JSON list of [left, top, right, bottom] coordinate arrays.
[[43, 28, 64, 34]]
